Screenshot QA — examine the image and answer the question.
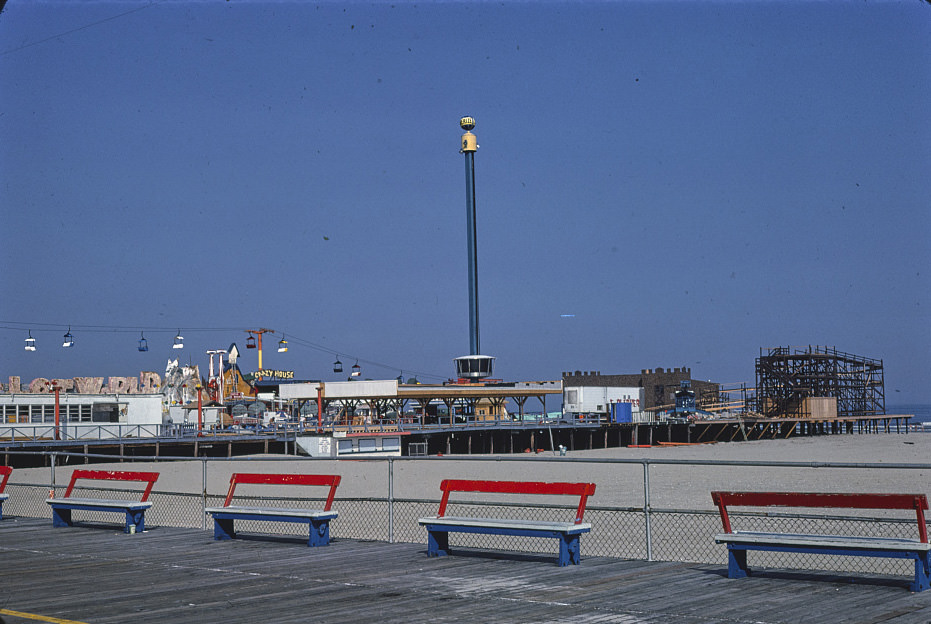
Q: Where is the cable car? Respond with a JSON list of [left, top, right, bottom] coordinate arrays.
[[24, 331, 36, 351], [277, 336, 288, 353], [246, 334, 257, 349], [138, 332, 149, 352], [62, 327, 74, 348], [333, 357, 343, 373], [173, 330, 184, 349], [351, 361, 361, 377]]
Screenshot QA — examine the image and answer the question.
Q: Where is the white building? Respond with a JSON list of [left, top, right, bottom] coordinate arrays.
[[562, 385, 648, 422], [0, 393, 165, 439]]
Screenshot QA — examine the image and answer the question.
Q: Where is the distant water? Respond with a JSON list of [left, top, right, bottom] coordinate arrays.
[[886, 404, 931, 427]]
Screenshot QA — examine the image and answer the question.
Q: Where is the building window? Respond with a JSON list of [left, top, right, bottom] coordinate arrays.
[[64, 405, 92, 422]]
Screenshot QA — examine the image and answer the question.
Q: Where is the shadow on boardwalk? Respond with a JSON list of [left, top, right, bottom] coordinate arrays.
[[0, 517, 929, 624]]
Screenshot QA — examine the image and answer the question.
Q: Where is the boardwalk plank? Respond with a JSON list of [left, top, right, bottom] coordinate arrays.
[[1, 518, 929, 624]]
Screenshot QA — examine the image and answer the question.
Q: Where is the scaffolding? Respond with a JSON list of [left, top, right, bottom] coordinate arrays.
[[755, 346, 884, 418]]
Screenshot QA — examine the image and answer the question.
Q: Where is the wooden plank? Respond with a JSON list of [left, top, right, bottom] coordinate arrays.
[[205, 505, 335, 519], [0, 517, 929, 623], [419, 516, 591, 532], [47, 498, 152, 510], [715, 532, 931, 551]]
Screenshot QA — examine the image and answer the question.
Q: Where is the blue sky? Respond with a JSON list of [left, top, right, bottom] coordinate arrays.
[[1, 1, 929, 403]]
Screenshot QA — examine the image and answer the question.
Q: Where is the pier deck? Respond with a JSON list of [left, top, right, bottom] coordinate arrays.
[[1, 517, 929, 623]]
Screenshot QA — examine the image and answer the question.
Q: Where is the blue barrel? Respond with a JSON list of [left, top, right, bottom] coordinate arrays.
[[612, 402, 633, 423]]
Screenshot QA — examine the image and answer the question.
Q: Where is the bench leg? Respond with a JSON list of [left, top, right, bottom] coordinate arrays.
[[125, 510, 145, 534], [558, 533, 582, 566], [427, 530, 449, 558], [308, 519, 331, 547], [51, 506, 73, 528], [0, 501, 4, 521], [213, 517, 236, 541], [912, 552, 930, 593], [727, 547, 749, 579]]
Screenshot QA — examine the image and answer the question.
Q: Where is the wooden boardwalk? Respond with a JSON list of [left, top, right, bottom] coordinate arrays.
[[1, 516, 929, 624]]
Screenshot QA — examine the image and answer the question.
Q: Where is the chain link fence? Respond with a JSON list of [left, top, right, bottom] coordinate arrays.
[[2, 451, 928, 580]]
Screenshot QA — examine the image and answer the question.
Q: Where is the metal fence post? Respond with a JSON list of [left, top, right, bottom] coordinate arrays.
[[388, 458, 395, 544], [50, 453, 56, 495], [643, 460, 653, 561], [202, 457, 208, 531]]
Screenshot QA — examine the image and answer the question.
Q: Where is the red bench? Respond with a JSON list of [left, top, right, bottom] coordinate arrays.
[[712, 491, 930, 592], [0, 466, 11, 521], [47, 470, 160, 534], [418, 479, 596, 566], [204, 473, 341, 547]]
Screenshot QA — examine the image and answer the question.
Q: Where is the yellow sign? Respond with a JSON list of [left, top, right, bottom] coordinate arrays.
[[254, 369, 294, 380]]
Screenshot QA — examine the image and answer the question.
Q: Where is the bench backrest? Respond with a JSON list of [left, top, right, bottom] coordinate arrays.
[[437, 479, 596, 524], [711, 491, 929, 543], [0, 466, 11, 493], [223, 473, 341, 510], [62, 470, 160, 502]]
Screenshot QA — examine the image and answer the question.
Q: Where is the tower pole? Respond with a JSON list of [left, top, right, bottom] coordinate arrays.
[[461, 117, 480, 355], [454, 117, 494, 382]]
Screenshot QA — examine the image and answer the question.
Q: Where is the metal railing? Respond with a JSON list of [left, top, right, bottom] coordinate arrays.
[[313, 413, 608, 434], [0, 424, 171, 442], [0, 422, 311, 444], [2, 451, 929, 578]]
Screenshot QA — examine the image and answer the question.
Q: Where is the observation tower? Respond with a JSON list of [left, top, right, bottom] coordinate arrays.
[[454, 116, 495, 381]]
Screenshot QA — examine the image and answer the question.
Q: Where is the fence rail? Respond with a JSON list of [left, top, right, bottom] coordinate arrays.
[[2, 451, 929, 578]]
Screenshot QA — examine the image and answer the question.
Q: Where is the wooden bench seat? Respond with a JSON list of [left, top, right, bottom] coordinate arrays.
[[46, 470, 159, 534], [205, 473, 340, 547], [418, 479, 596, 566], [712, 491, 930, 592]]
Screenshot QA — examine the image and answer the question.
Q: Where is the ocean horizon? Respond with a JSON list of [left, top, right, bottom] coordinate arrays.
[[886, 403, 931, 425]]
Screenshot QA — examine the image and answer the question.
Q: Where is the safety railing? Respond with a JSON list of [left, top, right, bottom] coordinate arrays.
[[320, 413, 610, 434], [0, 422, 313, 443], [0, 424, 171, 442]]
